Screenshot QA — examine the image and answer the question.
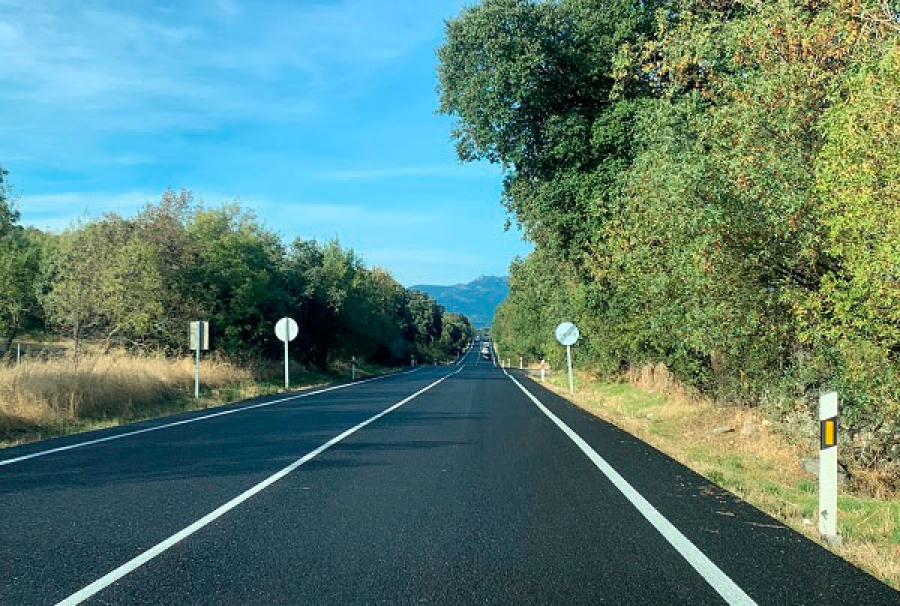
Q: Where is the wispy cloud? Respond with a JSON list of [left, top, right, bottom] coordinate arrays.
[[314, 164, 496, 182], [248, 199, 440, 231], [17, 190, 155, 230], [0, 0, 438, 134], [15, 190, 441, 233]]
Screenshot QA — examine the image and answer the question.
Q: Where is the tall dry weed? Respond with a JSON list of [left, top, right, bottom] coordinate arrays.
[[0, 353, 254, 441]]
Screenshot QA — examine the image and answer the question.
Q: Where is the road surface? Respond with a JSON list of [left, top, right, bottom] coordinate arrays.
[[1, 348, 897, 605]]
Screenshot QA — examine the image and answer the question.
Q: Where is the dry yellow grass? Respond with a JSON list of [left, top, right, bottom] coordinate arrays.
[[538, 366, 900, 590], [0, 353, 261, 447]]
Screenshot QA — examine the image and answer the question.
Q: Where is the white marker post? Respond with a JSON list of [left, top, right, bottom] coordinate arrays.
[[819, 391, 840, 545], [540, 359, 546, 382], [275, 317, 299, 390], [519, 356, 523, 370], [16, 343, 21, 366], [555, 322, 580, 395], [189, 321, 210, 400], [351, 356, 356, 381]]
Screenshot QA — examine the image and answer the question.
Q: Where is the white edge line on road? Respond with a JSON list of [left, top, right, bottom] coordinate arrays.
[[0, 367, 423, 468], [55, 365, 463, 606], [503, 369, 757, 606]]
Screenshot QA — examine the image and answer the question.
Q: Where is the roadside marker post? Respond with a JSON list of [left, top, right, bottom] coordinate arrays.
[[819, 391, 841, 544], [555, 322, 580, 395], [189, 321, 210, 400], [16, 342, 21, 366], [519, 356, 523, 370], [540, 359, 546, 382], [351, 356, 356, 381], [275, 317, 299, 390]]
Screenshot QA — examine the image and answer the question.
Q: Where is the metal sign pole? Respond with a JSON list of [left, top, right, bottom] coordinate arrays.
[[194, 323, 201, 400], [284, 322, 290, 390], [566, 345, 574, 395]]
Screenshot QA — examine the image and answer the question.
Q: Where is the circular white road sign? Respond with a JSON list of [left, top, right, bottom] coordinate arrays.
[[275, 317, 299, 342], [555, 322, 580, 346]]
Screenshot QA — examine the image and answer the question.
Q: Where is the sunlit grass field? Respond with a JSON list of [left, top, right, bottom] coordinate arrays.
[[0, 352, 379, 448]]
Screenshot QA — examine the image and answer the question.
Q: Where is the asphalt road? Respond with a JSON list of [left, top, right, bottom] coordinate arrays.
[[1, 348, 897, 605]]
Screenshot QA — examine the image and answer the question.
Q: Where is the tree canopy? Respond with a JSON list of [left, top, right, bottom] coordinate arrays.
[[1, 185, 474, 368], [439, 0, 900, 466]]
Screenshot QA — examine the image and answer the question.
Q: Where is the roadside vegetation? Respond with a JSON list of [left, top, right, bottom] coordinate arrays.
[[439, 0, 898, 477], [0, 171, 475, 446], [441, 0, 897, 585], [532, 366, 898, 589], [0, 350, 400, 449]]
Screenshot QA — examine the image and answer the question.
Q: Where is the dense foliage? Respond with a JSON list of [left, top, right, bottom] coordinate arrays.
[[0, 187, 473, 367], [439, 0, 899, 466]]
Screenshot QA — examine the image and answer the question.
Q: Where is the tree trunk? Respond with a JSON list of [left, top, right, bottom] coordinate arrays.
[[2, 314, 20, 363]]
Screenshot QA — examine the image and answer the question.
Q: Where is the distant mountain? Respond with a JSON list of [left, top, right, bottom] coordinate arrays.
[[412, 276, 509, 328]]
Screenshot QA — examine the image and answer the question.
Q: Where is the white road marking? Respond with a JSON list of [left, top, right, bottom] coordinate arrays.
[[55, 366, 463, 606], [0, 368, 422, 468], [504, 370, 758, 606]]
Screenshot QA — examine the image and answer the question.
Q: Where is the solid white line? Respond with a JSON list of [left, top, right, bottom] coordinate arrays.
[[504, 370, 757, 606], [0, 368, 422, 468], [455, 346, 473, 366], [55, 366, 462, 606]]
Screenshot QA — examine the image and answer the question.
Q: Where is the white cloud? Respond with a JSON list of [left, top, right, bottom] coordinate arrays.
[[248, 199, 439, 230], [17, 190, 155, 230], [315, 163, 499, 181], [0, 0, 439, 133]]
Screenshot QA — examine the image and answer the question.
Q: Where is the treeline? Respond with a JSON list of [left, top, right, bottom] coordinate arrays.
[[0, 179, 474, 367], [439, 0, 899, 466]]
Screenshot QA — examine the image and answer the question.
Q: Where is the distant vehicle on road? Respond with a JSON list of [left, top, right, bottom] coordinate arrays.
[[481, 346, 491, 360]]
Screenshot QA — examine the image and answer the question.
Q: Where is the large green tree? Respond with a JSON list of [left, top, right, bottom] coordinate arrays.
[[443, 0, 900, 465], [0, 167, 43, 355]]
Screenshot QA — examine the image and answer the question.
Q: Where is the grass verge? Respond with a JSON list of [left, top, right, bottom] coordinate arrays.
[[0, 352, 389, 449], [535, 368, 899, 590]]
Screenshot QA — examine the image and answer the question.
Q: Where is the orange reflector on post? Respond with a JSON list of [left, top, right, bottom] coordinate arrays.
[[820, 417, 837, 449]]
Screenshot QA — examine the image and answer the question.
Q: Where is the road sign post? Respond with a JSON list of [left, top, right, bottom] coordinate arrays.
[[555, 322, 580, 395], [275, 317, 299, 390], [190, 321, 210, 400], [819, 391, 841, 545]]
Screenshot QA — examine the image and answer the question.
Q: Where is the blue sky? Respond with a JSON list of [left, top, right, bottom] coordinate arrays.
[[0, 0, 531, 286]]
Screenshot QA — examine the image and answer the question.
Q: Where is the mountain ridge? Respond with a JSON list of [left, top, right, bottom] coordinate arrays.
[[411, 275, 508, 328]]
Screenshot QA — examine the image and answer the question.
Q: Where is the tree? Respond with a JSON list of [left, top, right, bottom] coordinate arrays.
[[186, 203, 286, 356], [0, 167, 43, 355], [43, 215, 165, 354], [448, 0, 900, 466]]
